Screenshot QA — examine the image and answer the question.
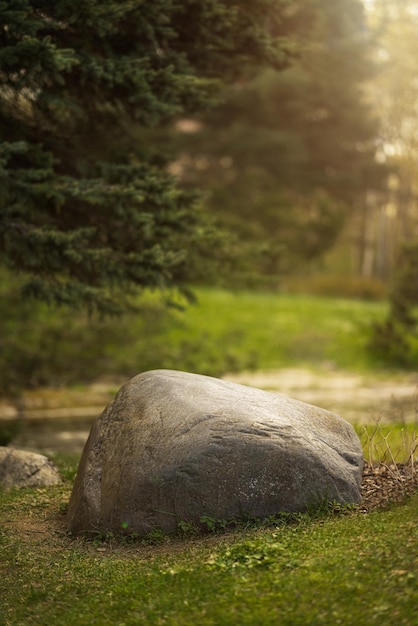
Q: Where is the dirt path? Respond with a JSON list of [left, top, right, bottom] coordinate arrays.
[[224, 368, 418, 425]]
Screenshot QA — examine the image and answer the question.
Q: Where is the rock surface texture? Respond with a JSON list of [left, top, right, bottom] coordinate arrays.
[[0, 447, 61, 489], [67, 370, 363, 536]]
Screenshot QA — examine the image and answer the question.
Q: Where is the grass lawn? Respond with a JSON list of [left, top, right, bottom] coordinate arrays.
[[1, 288, 393, 393], [117, 288, 390, 376], [1, 465, 417, 626]]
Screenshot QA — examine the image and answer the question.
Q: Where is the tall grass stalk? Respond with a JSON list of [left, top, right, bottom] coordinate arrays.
[[361, 418, 418, 487]]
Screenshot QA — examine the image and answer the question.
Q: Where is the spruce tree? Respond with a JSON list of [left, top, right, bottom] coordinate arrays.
[[0, 0, 291, 312]]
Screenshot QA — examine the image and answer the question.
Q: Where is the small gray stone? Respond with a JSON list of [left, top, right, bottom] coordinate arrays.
[[0, 447, 62, 489], [67, 370, 363, 537]]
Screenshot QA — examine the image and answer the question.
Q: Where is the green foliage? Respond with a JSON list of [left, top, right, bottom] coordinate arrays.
[[0, 0, 292, 312], [142, 528, 166, 546], [369, 241, 418, 366], [208, 536, 291, 571], [49, 453, 81, 483], [200, 515, 229, 534], [176, 520, 199, 538]]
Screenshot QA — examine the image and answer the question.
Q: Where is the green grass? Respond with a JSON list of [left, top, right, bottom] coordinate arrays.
[[1, 286, 392, 393], [1, 474, 417, 626], [172, 288, 389, 373], [152, 288, 389, 374]]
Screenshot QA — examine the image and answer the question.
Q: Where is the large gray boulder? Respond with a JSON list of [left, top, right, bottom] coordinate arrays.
[[67, 370, 363, 537], [0, 447, 61, 489]]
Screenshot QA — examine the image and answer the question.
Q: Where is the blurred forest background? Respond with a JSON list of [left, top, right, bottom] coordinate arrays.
[[1, 0, 418, 396]]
